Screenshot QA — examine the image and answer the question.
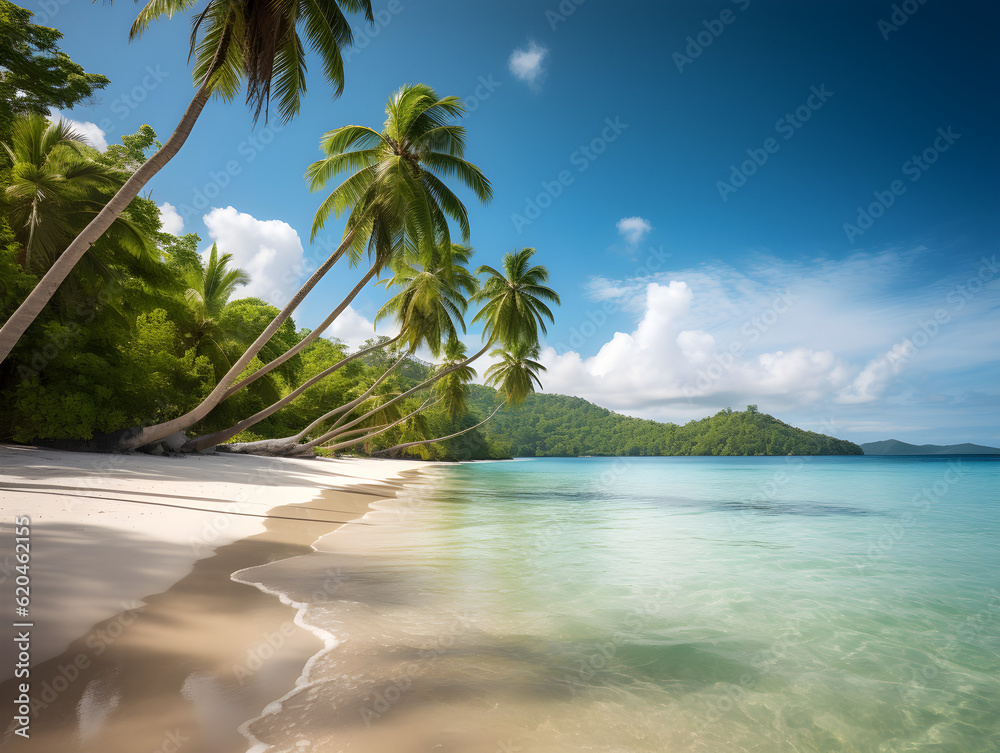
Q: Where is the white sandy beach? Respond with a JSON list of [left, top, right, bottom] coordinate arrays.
[[0, 444, 435, 752]]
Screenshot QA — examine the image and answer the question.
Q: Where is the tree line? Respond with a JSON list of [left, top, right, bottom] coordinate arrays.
[[466, 390, 864, 457]]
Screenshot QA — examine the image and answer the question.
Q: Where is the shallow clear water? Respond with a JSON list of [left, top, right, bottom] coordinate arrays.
[[239, 456, 1000, 753]]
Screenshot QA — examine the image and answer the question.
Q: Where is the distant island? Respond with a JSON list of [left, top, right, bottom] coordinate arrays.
[[462, 387, 862, 458], [861, 439, 1000, 456]]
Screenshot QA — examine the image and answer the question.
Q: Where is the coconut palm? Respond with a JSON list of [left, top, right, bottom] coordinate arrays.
[[185, 240, 473, 452], [2, 114, 154, 286], [380, 340, 543, 458], [312, 248, 558, 449], [484, 341, 546, 406], [122, 83, 491, 451], [471, 247, 560, 348], [0, 0, 374, 363], [180, 243, 249, 374], [433, 335, 477, 416], [221, 86, 495, 397]]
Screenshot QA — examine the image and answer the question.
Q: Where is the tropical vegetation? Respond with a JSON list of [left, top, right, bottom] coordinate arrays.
[[0, 2, 860, 461]]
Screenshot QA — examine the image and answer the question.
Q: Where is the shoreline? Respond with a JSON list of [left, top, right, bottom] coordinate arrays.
[[0, 444, 438, 752]]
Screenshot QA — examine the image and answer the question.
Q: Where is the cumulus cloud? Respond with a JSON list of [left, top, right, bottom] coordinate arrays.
[[325, 306, 400, 351], [837, 340, 914, 404], [158, 202, 184, 235], [48, 109, 107, 151], [509, 42, 548, 90], [201, 206, 305, 305], [537, 248, 998, 427], [616, 216, 653, 245]]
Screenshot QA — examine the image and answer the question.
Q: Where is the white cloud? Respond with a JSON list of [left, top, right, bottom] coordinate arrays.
[[537, 249, 999, 428], [201, 206, 306, 306], [508, 42, 548, 90], [836, 340, 913, 404], [158, 202, 184, 235], [325, 306, 399, 351], [48, 109, 107, 151], [616, 216, 653, 245]]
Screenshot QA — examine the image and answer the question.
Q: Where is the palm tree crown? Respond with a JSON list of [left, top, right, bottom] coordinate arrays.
[[471, 247, 560, 348], [375, 243, 478, 358], [485, 341, 545, 406], [306, 83, 493, 272], [128, 0, 375, 122], [2, 114, 153, 278]]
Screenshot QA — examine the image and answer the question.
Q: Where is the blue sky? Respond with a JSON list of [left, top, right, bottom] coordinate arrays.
[[40, 0, 999, 445]]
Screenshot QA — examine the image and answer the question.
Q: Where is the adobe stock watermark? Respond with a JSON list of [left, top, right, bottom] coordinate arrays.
[[842, 126, 960, 243], [682, 288, 799, 401], [343, 0, 404, 63], [546, 0, 588, 31], [93, 66, 170, 132], [510, 116, 628, 233], [878, 0, 930, 41], [673, 0, 752, 73], [717, 85, 833, 201], [849, 460, 967, 572], [174, 121, 287, 224], [875, 255, 997, 374], [899, 590, 999, 704], [32, 0, 70, 23], [552, 244, 672, 353]]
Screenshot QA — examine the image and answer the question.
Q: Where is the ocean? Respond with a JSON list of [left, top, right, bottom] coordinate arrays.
[[235, 456, 1000, 752]]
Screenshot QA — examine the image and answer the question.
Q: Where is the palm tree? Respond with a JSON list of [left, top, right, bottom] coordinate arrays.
[[180, 243, 249, 375], [433, 336, 477, 417], [471, 247, 560, 349], [484, 341, 546, 406], [0, 0, 374, 362], [310, 247, 558, 449], [380, 340, 544, 457], [122, 83, 492, 451], [2, 114, 154, 286], [217, 86, 494, 398], [195, 241, 474, 453]]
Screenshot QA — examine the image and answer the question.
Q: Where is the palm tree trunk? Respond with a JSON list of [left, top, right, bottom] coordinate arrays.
[[184, 333, 402, 452], [322, 342, 491, 443], [120, 226, 358, 450], [217, 422, 386, 456], [220, 263, 381, 400], [383, 401, 505, 454], [296, 396, 440, 454], [0, 80, 213, 363], [295, 347, 413, 439]]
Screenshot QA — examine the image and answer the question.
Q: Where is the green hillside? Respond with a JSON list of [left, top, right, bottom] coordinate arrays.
[[466, 386, 862, 457]]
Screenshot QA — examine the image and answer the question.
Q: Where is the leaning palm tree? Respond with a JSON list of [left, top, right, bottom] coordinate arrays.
[[310, 247, 559, 450], [205, 242, 475, 454], [3, 115, 154, 284], [380, 340, 544, 457], [484, 341, 546, 406], [470, 247, 560, 349], [186, 240, 474, 452], [215, 86, 494, 399], [0, 0, 374, 362], [123, 83, 492, 451]]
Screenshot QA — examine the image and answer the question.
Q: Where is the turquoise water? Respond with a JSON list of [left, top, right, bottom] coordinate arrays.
[[240, 456, 1000, 752]]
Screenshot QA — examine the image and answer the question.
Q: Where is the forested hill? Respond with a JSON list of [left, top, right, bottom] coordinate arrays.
[[861, 439, 1000, 455], [466, 386, 862, 457]]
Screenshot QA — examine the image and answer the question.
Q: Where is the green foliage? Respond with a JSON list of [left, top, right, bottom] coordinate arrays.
[[0, 2, 109, 141], [466, 389, 863, 457], [10, 309, 214, 441], [128, 0, 374, 122]]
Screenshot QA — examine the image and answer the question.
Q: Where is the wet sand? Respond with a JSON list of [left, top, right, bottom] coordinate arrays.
[[0, 445, 434, 752]]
